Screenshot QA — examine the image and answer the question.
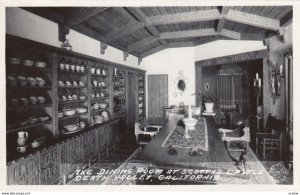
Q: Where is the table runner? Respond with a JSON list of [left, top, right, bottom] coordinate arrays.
[[161, 117, 208, 151]]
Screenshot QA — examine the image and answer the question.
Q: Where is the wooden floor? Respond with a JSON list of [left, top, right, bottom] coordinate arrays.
[[136, 113, 236, 169]]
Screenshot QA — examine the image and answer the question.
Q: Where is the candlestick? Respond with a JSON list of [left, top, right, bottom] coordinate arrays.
[[258, 78, 261, 87], [256, 73, 259, 80], [280, 64, 283, 74], [254, 79, 256, 86], [188, 105, 192, 119]]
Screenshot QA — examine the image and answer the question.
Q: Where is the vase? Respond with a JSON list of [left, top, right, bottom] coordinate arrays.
[[204, 103, 214, 113]]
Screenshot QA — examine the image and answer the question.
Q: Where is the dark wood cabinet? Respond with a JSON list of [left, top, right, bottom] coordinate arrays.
[[7, 153, 40, 185], [39, 144, 62, 184], [6, 34, 143, 184]]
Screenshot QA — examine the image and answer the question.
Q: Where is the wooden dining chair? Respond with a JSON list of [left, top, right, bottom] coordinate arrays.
[[134, 118, 163, 146], [256, 114, 283, 160]]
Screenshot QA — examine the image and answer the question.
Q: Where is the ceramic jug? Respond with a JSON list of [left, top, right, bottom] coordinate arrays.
[[17, 131, 28, 146]]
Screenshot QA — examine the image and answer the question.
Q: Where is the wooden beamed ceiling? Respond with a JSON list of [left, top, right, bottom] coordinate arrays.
[[22, 6, 292, 59]]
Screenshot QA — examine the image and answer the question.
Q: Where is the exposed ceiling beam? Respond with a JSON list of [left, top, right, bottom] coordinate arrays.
[[215, 6, 230, 33], [105, 8, 281, 42], [167, 41, 195, 48], [160, 28, 216, 39], [147, 9, 221, 25], [140, 45, 166, 58], [128, 28, 265, 52], [226, 9, 280, 31], [65, 7, 109, 25], [280, 10, 293, 27]]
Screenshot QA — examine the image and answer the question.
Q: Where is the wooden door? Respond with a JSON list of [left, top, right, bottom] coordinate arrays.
[[126, 71, 138, 129], [147, 74, 168, 121]]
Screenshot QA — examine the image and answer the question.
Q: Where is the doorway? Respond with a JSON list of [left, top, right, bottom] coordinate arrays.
[[147, 74, 168, 123]]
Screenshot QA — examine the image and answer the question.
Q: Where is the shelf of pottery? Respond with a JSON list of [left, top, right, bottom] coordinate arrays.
[[138, 74, 145, 119], [112, 68, 126, 117], [57, 55, 90, 136], [90, 63, 111, 125], [6, 46, 54, 153]]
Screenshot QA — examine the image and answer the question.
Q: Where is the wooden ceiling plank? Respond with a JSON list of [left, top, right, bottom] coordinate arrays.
[[220, 29, 240, 39], [66, 7, 109, 26], [127, 36, 158, 51], [226, 9, 280, 31], [140, 45, 166, 58], [280, 10, 293, 27]]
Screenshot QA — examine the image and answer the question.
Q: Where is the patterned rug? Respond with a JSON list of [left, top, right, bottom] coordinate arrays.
[[161, 117, 208, 151]]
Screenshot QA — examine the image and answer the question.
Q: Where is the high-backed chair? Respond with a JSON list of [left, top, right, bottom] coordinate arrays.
[[256, 114, 283, 160], [135, 119, 163, 146]]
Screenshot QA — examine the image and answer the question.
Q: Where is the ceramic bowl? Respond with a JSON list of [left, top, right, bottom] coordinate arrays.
[[9, 57, 21, 65], [30, 96, 38, 104], [64, 124, 79, 132], [72, 95, 78, 100], [27, 77, 37, 86], [31, 141, 40, 148], [28, 117, 39, 124], [36, 77, 45, 86], [182, 118, 198, 130], [7, 76, 18, 86], [58, 81, 65, 86], [58, 112, 64, 118], [38, 116, 49, 122], [37, 96, 46, 104], [35, 61, 46, 68], [79, 96, 86, 100], [94, 116, 104, 124], [23, 60, 34, 66], [76, 107, 87, 114], [20, 98, 29, 105], [63, 109, 76, 116], [99, 103, 107, 109]]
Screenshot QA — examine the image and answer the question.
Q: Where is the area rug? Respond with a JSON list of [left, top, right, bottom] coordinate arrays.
[[161, 117, 208, 151]]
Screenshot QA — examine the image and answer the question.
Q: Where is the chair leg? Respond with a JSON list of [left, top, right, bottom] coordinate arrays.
[[263, 140, 266, 160], [279, 142, 282, 160], [256, 137, 258, 154]]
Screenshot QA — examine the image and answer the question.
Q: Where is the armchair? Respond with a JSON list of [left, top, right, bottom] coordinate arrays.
[[135, 118, 163, 146], [219, 121, 250, 152], [256, 114, 283, 160]]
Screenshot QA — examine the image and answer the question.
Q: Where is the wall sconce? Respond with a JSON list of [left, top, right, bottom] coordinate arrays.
[[269, 61, 284, 103], [253, 73, 262, 117]]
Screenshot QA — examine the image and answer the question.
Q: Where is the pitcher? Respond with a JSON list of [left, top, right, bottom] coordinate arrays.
[[17, 131, 28, 146]]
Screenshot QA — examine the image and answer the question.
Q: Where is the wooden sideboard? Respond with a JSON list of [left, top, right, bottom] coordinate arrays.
[[7, 119, 119, 185]]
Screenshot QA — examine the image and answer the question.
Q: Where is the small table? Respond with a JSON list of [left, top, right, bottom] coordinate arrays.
[[202, 112, 216, 116]]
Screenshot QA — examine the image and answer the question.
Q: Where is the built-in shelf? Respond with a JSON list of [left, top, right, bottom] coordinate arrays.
[[91, 97, 109, 101], [7, 86, 52, 90], [7, 119, 52, 134], [58, 99, 86, 104], [59, 86, 87, 89], [58, 112, 88, 120], [58, 70, 86, 75], [91, 74, 107, 77], [7, 103, 52, 110], [92, 86, 109, 88], [7, 65, 52, 73], [91, 107, 109, 114]]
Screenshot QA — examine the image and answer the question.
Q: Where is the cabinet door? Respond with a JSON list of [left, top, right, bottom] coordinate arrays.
[[39, 144, 62, 184], [7, 153, 40, 185], [62, 136, 83, 181], [98, 124, 109, 158], [108, 120, 120, 151], [82, 130, 98, 163]]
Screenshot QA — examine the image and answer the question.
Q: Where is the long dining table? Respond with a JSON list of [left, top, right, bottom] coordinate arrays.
[[135, 113, 236, 169]]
